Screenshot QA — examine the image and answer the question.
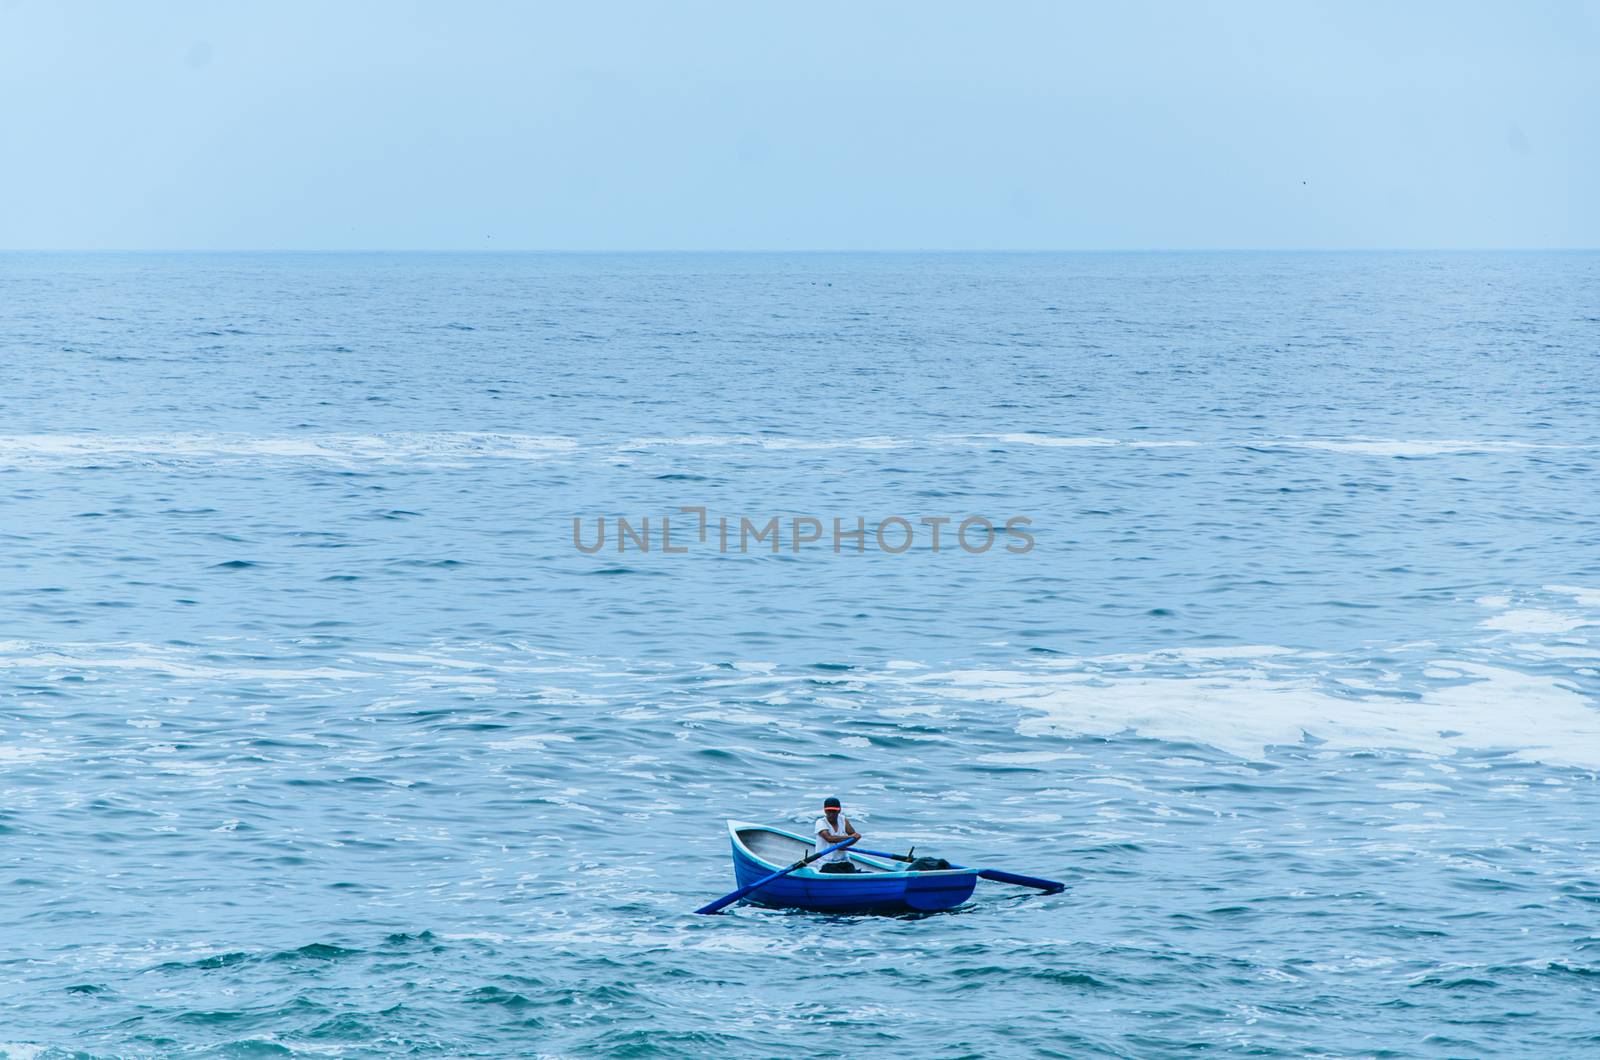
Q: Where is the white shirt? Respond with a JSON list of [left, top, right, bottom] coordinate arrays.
[[814, 815, 853, 863]]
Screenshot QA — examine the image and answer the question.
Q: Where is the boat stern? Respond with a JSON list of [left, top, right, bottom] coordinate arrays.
[[902, 869, 978, 911]]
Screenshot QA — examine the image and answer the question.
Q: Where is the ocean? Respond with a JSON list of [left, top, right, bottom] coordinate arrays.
[[1, 251, 1598, 1056]]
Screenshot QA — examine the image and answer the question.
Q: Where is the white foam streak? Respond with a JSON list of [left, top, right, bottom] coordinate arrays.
[[1481, 609, 1589, 634], [981, 434, 1122, 447], [1546, 584, 1600, 608], [928, 657, 1600, 768], [0, 432, 579, 468], [1255, 437, 1575, 456], [0, 432, 1587, 468], [0, 646, 370, 682]]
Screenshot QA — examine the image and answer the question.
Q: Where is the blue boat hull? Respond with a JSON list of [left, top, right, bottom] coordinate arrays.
[[727, 822, 977, 914]]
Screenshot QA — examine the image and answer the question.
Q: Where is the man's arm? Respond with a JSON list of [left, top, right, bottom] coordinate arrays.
[[818, 823, 853, 843]]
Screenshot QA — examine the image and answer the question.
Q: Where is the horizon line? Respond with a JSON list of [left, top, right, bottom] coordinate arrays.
[[2, 246, 1596, 255]]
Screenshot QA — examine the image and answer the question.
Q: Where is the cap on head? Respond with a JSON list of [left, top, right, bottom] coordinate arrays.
[[823, 796, 841, 810]]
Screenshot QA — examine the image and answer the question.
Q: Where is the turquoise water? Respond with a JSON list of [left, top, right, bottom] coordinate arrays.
[[2, 252, 1598, 1056]]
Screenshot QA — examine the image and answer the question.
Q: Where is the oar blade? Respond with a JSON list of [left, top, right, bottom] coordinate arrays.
[[978, 868, 1065, 893], [694, 890, 748, 916]]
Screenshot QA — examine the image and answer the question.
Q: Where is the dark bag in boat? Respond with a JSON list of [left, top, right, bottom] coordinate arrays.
[[906, 857, 953, 872]]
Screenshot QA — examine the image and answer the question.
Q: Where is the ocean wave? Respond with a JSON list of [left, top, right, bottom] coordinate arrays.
[[0, 432, 580, 469], [922, 657, 1600, 768], [0, 641, 373, 682], [1, 588, 1595, 767], [0, 432, 1590, 469], [1248, 437, 1581, 457], [881, 588, 1600, 767]]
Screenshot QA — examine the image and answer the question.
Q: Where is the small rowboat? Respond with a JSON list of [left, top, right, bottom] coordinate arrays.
[[725, 820, 979, 914]]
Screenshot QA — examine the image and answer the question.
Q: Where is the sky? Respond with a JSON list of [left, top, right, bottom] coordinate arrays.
[[1, 0, 1595, 250]]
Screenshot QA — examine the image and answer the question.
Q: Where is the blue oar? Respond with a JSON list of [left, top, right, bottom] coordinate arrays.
[[976, 868, 1065, 893], [850, 846, 918, 862], [695, 836, 859, 915], [852, 847, 1065, 894]]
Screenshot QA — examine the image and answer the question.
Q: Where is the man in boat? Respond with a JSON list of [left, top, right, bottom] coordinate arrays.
[[814, 796, 861, 873]]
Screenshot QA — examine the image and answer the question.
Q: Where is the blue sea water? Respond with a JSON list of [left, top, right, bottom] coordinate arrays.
[[1, 251, 1598, 1057]]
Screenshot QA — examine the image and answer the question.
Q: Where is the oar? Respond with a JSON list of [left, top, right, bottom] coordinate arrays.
[[852, 847, 1064, 893], [694, 836, 859, 915], [977, 868, 1065, 893], [852, 846, 915, 862]]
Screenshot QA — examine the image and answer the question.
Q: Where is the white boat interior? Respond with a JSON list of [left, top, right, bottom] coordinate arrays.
[[737, 825, 897, 873]]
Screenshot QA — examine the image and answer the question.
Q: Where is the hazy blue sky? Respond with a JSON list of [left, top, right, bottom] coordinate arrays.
[[2, 1, 1595, 249]]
